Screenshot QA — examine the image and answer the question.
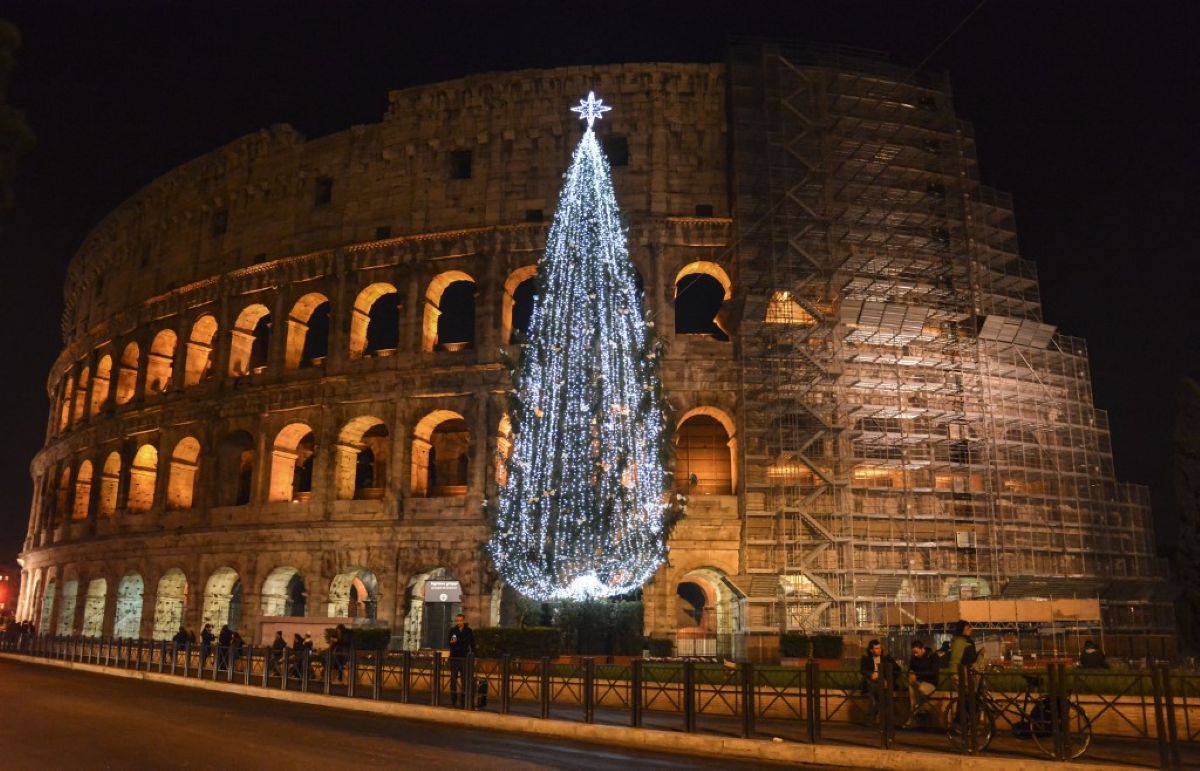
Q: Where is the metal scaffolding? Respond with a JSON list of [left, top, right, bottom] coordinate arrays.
[[727, 41, 1168, 650]]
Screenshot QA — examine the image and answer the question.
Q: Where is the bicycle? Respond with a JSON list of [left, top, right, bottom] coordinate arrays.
[[945, 669, 1092, 758]]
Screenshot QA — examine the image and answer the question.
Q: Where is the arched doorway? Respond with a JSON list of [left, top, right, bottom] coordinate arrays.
[[202, 567, 242, 632], [327, 568, 378, 620], [152, 569, 188, 640], [261, 567, 306, 617], [675, 568, 742, 658], [113, 573, 144, 639], [81, 578, 107, 637], [402, 568, 461, 651]]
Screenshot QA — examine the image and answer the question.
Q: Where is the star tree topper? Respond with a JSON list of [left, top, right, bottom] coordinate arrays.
[[570, 91, 612, 128]]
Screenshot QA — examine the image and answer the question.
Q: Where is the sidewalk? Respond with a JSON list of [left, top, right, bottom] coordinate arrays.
[[1, 652, 1141, 770]]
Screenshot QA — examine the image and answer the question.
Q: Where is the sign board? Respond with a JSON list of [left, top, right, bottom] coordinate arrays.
[[423, 580, 462, 603]]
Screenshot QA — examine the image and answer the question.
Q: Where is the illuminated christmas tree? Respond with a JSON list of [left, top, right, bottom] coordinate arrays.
[[489, 93, 675, 601]]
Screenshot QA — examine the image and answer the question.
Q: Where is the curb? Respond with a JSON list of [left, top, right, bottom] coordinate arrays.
[[0, 653, 1135, 770]]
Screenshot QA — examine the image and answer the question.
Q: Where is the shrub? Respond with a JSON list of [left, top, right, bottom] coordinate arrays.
[[324, 626, 391, 651], [811, 634, 845, 659], [554, 599, 644, 656], [475, 626, 561, 659], [780, 632, 812, 658], [643, 637, 673, 657]]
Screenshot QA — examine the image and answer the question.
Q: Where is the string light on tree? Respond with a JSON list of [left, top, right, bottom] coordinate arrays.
[[488, 92, 678, 601]]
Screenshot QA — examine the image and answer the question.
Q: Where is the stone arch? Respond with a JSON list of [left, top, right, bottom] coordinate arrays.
[[411, 410, 469, 497], [115, 342, 139, 405], [99, 451, 121, 516], [152, 568, 188, 640], [501, 265, 537, 343], [57, 578, 79, 635], [145, 328, 178, 396], [216, 430, 255, 506], [128, 444, 158, 513], [350, 282, 400, 359], [58, 374, 74, 431], [73, 365, 90, 425], [55, 465, 72, 520], [284, 292, 331, 369], [327, 567, 378, 619], [184, 314, 218, 387], [39, 578, 56, 633], [113, 573, 144, 639], [675, 407, 737, 495], [268, 422, 316, 502], [90, 354, 112, 416], [402, 568, 459, 651], [261, 567, 306, 617], [228, 303, 271, 376], [201, 567, 242, 632], [675, 567, 742, 658], [674, 261, 731, 341], [335, 416, 390, 500], [166, 437, 201, 511], [494, 414, 512, 488], [421, 270, 475, 352], [72, 460, 93, 520]]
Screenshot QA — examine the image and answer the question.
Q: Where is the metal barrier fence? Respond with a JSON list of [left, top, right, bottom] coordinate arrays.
[[2, 636, 1195, 768]]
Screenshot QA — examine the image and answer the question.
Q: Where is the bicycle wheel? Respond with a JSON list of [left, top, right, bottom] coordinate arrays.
[[1031, 701, 1092, 759], [944, 700, 995, 753]]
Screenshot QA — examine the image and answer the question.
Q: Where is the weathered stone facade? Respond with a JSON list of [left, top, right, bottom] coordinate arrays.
[[17, 50, 1169, 658]]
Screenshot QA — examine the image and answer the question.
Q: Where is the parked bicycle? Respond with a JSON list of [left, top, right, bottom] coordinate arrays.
[[945, 668, 1092, 758]]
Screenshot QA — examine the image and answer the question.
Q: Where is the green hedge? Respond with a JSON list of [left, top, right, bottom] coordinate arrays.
[[812, 634, 844, 659], [780, 633, 812, 658], [324, 627, 391, 651], [643, 637, 673, 657], [475, 626, 561, 658]]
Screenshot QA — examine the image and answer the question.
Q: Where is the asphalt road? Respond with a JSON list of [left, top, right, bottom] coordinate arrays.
[[0, 659, 782, 770]]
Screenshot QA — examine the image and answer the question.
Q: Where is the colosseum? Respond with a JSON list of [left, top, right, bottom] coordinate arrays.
[[15, 42, 1174, 661]]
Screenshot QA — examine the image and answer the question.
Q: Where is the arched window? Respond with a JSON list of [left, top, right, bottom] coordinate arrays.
[[39, 579, 56, 633], [81, 577, 108, 637], [284, 293, 331, 369], [115, 342, 139, 405], [128, 444, 159, 513], [73, 365, 90, 425], [166, 437, 201, 511], [675, 409, 736, 495], [261, 567, 306, 617], [501, 265, 537, 344], [412, 410, 469, 497], [674, 262, 731, 341], [113, 573, 144, 639], [422, 271, 475, 352], [334, 417, 390, 500], [72, 460, 93, 520], [145, 329, 178, 396], [55, 465, 72, 519], [228, 304, 271, 376], [216, 430, 255, 506], [184, 315, 218, 387], [201, 567, 242, 632], [57, 579, 78, 635], [99, 452, 121, 516], [90, 355, 112, 416], [268, 423, 316, 502], [327, 568, 378, 619], [350, 282, 400, 359], [58, 374, 73, 431], [151, 568, 188, 640]]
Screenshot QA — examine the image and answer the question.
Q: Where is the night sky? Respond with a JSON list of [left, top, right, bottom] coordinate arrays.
[[0, 1, 1196, 563]]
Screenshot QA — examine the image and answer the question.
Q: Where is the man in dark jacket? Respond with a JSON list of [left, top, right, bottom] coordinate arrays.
[[217, 624, 233, 670], [199, 624, 215, 671], [904, 640, 939, 726], [859, 639, 898, 724], [447, 613, 477, 708], [1079, 640, 1109, 669], [270, 630, 287, 677]]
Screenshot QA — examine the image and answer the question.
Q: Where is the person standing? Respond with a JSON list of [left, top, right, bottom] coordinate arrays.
[[904, 640, 939, 727], [947, 620, 979, 683], [199, 624, 215, 672], [1079, 639, 1109, 669], [447, 613, 477, 708], [217, 624, 233, 670], [859, 639, 897, 724], [269, 630, 287, 677]]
